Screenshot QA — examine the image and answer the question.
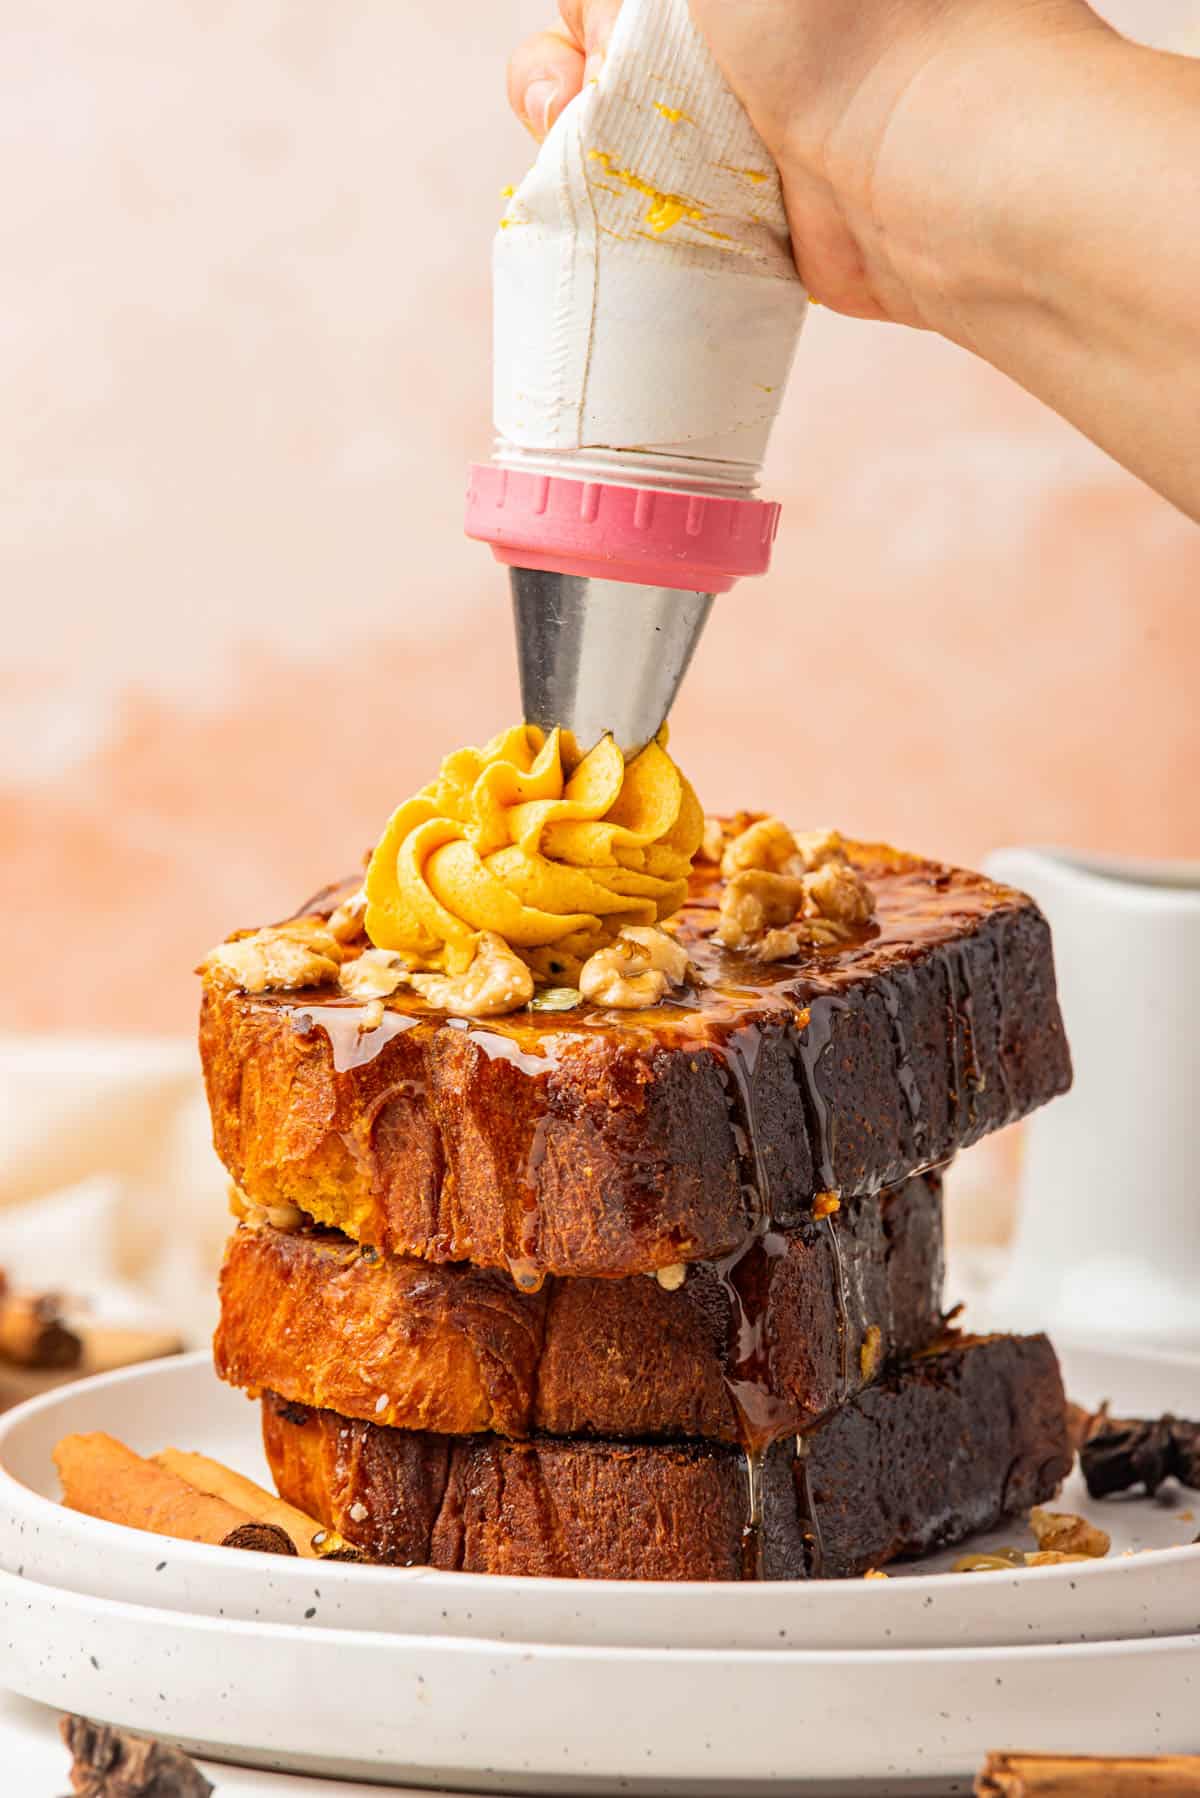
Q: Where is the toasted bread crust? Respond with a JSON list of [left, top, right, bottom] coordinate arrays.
[[260, 1333, 1069, 1580], [214, 1174, 944, 1441], [200, 849, 1070, 1277]]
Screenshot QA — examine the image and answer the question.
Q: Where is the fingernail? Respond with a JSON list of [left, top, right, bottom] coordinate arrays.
[[524, 77, 561, 138]]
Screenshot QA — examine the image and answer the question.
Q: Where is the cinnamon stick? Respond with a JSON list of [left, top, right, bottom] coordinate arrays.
[[61, 1713, 213, 1796], [153, 1446, 359, 1560], [54, 1432, 295, 1554], [977, 1753, 1200, 1796], [0, 1291, 82, 1369]]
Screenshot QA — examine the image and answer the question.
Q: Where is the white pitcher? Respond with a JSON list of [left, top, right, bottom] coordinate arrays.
[[982, 847, 1200, 1348]]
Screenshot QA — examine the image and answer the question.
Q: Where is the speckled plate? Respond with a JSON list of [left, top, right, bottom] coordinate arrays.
[[1, 1568, 1199, 1794], [0, 1345, 1197, 1653]]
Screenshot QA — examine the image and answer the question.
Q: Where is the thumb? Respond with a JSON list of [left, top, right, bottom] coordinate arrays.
[[507, 27, 586, 140]]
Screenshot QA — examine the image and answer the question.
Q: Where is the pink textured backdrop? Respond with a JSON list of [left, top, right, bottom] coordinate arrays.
[[2, 0, 1198, 1036]]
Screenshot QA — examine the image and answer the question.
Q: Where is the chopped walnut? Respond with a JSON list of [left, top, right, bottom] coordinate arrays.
[[655, 1262, 687, 1292], [715, 870, 808, 949], [787, 827, 846, 873], [1029, 1507, 1111, 1559], [859, 1323, 882, 1380], [339, 947, 410, 1001], [199, 917, 343, 994], [720, 816, 801, 879], [698, 816, 727, 864], [409, 931, 534, 1018], [326, 889, 367, 943], [579, 926, 691, 1009], [755, 927, 803, 963], [803, 858, 874, 927], [715, 824, 874, 955]]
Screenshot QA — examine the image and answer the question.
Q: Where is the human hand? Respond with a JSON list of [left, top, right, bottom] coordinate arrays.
[[507, 0, 1109, 326]]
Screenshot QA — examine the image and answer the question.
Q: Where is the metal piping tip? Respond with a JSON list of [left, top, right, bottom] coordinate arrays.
[[509, 566, 714, 758]]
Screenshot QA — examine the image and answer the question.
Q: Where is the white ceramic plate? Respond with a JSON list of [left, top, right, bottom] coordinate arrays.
[[1, 1568, 1198, 1795], [0, 1346, 1197, 1653]]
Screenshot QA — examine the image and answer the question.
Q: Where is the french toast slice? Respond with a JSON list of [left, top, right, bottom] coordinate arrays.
[[214, 1173, 944, 1442], [260, 1333, 1070, 1580], [200, 845, 1070, 1278]]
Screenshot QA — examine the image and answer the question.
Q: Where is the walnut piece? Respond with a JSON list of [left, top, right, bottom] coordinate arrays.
[[199, 917, 343, 994], [720, 816, 848, 880], [714, 821, 874, 956], [339, 947, 410, 1001], [1029, 1506, 1111, 1559], [787, 827, 847, 872], [655, 1262, 687, 1292], [409, 931, 534, 1018], [804, 858, 874, 927], [698, 816, 727, 864], [579, 925, 691, 1009], [753, 927, 800, 962], [326, 888, 367, 942], [715, 869, 809, 949], [720, 816, 802, 879]]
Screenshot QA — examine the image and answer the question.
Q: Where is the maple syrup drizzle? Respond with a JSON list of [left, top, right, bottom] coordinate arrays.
[[793, 1436, 825, 1578], [791, 997, 846, 1194], [716, 1021, 781, 1578], [988, 931, 1015, 1121], [954, 943, 982, 1130], [879, 970, 926, 1163], [288, 1001, 418, 1074], [825, 1214, 851, 1400], [716, 1013, 856, 1578]]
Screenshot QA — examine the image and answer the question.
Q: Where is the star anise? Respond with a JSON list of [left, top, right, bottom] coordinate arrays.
[[1076, 1406, 1200, 1500], [60, 1716, 212, 1798]]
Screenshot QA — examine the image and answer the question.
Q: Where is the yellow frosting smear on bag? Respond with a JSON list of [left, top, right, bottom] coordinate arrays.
[[364, 724, 703, 983]]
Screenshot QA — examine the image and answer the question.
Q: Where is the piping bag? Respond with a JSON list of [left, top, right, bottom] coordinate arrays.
[[465, 0, 807, 755]]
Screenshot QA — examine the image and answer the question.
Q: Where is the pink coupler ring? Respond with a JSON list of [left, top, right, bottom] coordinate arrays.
[[466, 465, 781, 594]]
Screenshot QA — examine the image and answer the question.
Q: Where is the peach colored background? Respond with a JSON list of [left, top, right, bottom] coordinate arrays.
[[2, 0, 1198, 1039]]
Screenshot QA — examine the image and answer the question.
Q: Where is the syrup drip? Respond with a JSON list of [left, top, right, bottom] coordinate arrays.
[[716, 1019, 851, 1579], [988, 933, 1015, 1121], [954, 944, 982, 1130], [793, 1436, 825, 1578], [508, 1064, 558, 1292], [289, 1001, 418, 1074], [716, 1022, 778, 1579], [467, 1028, 561, 1076], [879, 971, 926, 1162], [943, 944, 983, 1142], [824, 1214, 851, 1400], [792, 998, 846, 1193]]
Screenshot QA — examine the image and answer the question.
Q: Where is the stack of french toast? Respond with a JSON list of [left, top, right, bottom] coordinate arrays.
[[201, 771, 1074, 1580]]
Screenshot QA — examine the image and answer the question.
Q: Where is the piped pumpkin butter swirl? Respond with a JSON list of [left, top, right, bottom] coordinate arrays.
[[363, 724, 703, 989]]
